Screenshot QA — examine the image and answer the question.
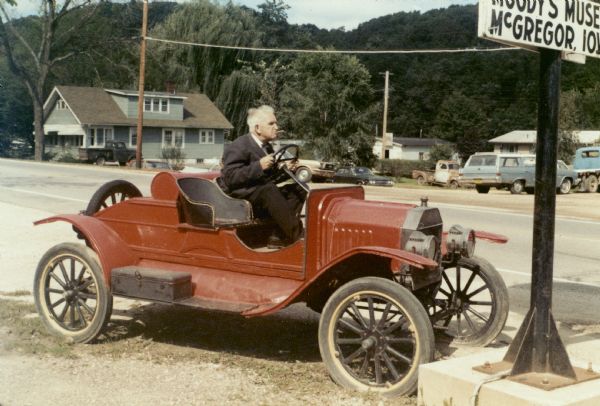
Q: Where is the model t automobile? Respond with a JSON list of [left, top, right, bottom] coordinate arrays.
[[33, 145, 509, 397]]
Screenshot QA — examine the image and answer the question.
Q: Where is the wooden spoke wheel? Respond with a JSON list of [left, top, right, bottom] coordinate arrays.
[[319, 277, 434, 397], [85, 179, 141, 215], [428, 257, 508, 346], [34, 243, 112, 343]]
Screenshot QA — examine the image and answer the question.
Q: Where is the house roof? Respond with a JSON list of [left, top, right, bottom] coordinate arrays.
[[47, 86, 232, 129], [490, 130, 600, 144], [393, 137, 452, 147]]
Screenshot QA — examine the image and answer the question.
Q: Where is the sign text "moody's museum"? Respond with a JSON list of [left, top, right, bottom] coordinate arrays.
[[479, 0, 600, 58]]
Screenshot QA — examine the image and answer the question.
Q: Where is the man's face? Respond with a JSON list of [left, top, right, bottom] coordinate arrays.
[[255, 111, 278, 142]]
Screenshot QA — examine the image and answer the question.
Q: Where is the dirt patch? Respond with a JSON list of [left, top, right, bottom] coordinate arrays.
[[0, 299, 418, 405]]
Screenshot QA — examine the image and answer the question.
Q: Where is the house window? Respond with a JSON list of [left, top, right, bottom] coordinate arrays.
[[199, 129, 214, 144], [89, 127, 113, 147], [129, 127, 137, 148], [144, 97, 169, 113], [56, 100, 67, 110], [162, 129, 184, 148]]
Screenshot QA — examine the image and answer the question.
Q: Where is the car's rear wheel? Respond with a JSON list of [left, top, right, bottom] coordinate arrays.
[[319, 277, 434, 397], [475, 185, 490, 194], [510, 180, 524, 194], [95, 156, 106, 166], [295, 167, 312, 183], [449, 180, 459, 189], [584, 175, 599, 193], [416, 176, 426, 186], [558, 178, 572, 194], [34, 243, 112, 343], [85, 180, 142, 215], [426, 257, 508, 347]]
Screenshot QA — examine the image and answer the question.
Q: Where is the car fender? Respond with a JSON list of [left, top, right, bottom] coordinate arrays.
[[34, 214, 138, 284], [242, 246, 437, 317]]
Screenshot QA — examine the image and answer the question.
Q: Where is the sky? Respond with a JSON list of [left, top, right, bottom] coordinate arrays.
[[8, 0, 477, 30]]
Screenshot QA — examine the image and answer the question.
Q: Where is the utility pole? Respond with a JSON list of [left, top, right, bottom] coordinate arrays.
[[380, 71, 390, 159], [135, 0, 148, 169]]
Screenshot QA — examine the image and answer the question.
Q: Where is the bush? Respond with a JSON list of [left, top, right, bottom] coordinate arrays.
[[161, 146, 186, 171], [375, 159, 432, 178]]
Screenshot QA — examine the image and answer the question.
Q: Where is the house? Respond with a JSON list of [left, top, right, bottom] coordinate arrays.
[[373, 136, 453, 160], [489, 130, 600, 154], [42, 86, 233, 162]]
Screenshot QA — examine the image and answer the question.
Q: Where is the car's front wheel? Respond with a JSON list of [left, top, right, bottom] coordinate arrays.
[[33, 243, 112, 343], [426, 257, 509, 346], [318, 277, 434, 397]]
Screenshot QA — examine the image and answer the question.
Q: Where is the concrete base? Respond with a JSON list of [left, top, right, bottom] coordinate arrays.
[[418, 349, 600, 406]]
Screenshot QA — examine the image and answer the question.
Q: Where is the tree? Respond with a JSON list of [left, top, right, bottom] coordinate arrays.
[[279, 52, 378, 165], [428, 144, 454, 164], [558, 89, 584, 163], [432, 91, 488, 161], [0, 0, 100, 160]]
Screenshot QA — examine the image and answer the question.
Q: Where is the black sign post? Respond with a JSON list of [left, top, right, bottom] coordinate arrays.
[[501, 49, 577, 383]]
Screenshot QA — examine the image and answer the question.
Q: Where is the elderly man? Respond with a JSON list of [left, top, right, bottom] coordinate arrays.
[[218, 105, 306, 247]]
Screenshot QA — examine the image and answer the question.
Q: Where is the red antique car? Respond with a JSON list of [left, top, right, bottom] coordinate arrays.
[[33, 146, 508, 397]]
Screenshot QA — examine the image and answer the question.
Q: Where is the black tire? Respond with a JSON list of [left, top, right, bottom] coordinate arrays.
[[510, 180, 524, 194], [449, 180, 459, 189], [95, 156, 106, 166], [318, 277, 435, 397], [33, 243, 112, 343], [85, 180, 142, 216], [585, 175, 599, 193], [475, 185, 490, 194], [525, 187, 534, 195], [427, 256, 508, 347], [295, 167, 312, 183], [558, 178, 572, 195], [416, 176, 426, 186]]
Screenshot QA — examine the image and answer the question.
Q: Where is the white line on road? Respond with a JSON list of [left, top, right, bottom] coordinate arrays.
[[0, 186, 88, 203], [498, 267, 600, 288]]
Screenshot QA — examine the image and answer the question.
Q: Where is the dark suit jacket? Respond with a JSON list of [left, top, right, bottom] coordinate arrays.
[[219, 133, 272, 199]]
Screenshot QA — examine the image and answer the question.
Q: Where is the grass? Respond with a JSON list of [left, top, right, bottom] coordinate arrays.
[[0, 290, 32, 297], [0, 299, 418, 405]]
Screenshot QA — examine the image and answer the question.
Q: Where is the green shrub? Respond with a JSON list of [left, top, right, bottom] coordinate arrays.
[[162, 146, 186, 171]]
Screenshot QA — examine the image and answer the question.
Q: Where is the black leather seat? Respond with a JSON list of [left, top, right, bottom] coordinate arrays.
[[177, 177, 253, 228]]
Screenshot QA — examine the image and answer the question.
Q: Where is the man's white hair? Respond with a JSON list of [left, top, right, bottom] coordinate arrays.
[[247, 105, 275, 131]]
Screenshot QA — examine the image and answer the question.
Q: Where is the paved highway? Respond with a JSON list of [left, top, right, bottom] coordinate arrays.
[[1, 158, 599, 326]]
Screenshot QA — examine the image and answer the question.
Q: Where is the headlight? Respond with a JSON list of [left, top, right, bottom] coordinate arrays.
[[405, 231, 437, 260], [446, 224, 475, 257]]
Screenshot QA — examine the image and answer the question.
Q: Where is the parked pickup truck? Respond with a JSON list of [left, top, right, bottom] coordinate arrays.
[[459, 152, 579, 194], [412, 160, 461, 188], [573, 146, 600, 193], [79, 141, 136, 166]]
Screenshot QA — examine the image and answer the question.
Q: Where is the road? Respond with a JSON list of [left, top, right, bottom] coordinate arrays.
[[1, 158, 600, 324]]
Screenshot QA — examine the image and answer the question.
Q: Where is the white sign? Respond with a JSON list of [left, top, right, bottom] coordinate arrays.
[[479, 0, 600, 59]]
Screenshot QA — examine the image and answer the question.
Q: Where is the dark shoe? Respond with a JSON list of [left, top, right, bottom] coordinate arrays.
[[267, 234, 286, 249]]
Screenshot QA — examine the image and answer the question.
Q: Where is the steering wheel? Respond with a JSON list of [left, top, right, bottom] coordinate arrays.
[[268, 144, 309, 192]]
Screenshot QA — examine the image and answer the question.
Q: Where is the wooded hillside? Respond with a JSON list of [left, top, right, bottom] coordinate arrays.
[[2, 1, 599, 163]]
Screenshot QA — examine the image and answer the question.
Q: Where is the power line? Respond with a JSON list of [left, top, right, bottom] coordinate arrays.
[[145, 36, 520, 55]]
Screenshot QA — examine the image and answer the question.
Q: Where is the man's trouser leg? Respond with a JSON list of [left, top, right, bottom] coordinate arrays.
[[249, 183, 302, 241]]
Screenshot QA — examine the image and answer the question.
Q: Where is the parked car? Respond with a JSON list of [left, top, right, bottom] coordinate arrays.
[[32, 144, 509, 397], [79, 140, 136, 166], [412, 160, 461, 188], [573, 146, 600, 192], [291, 159, 336, 182], [459, 153, 579, 194], [330, 166, 394, 186]]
